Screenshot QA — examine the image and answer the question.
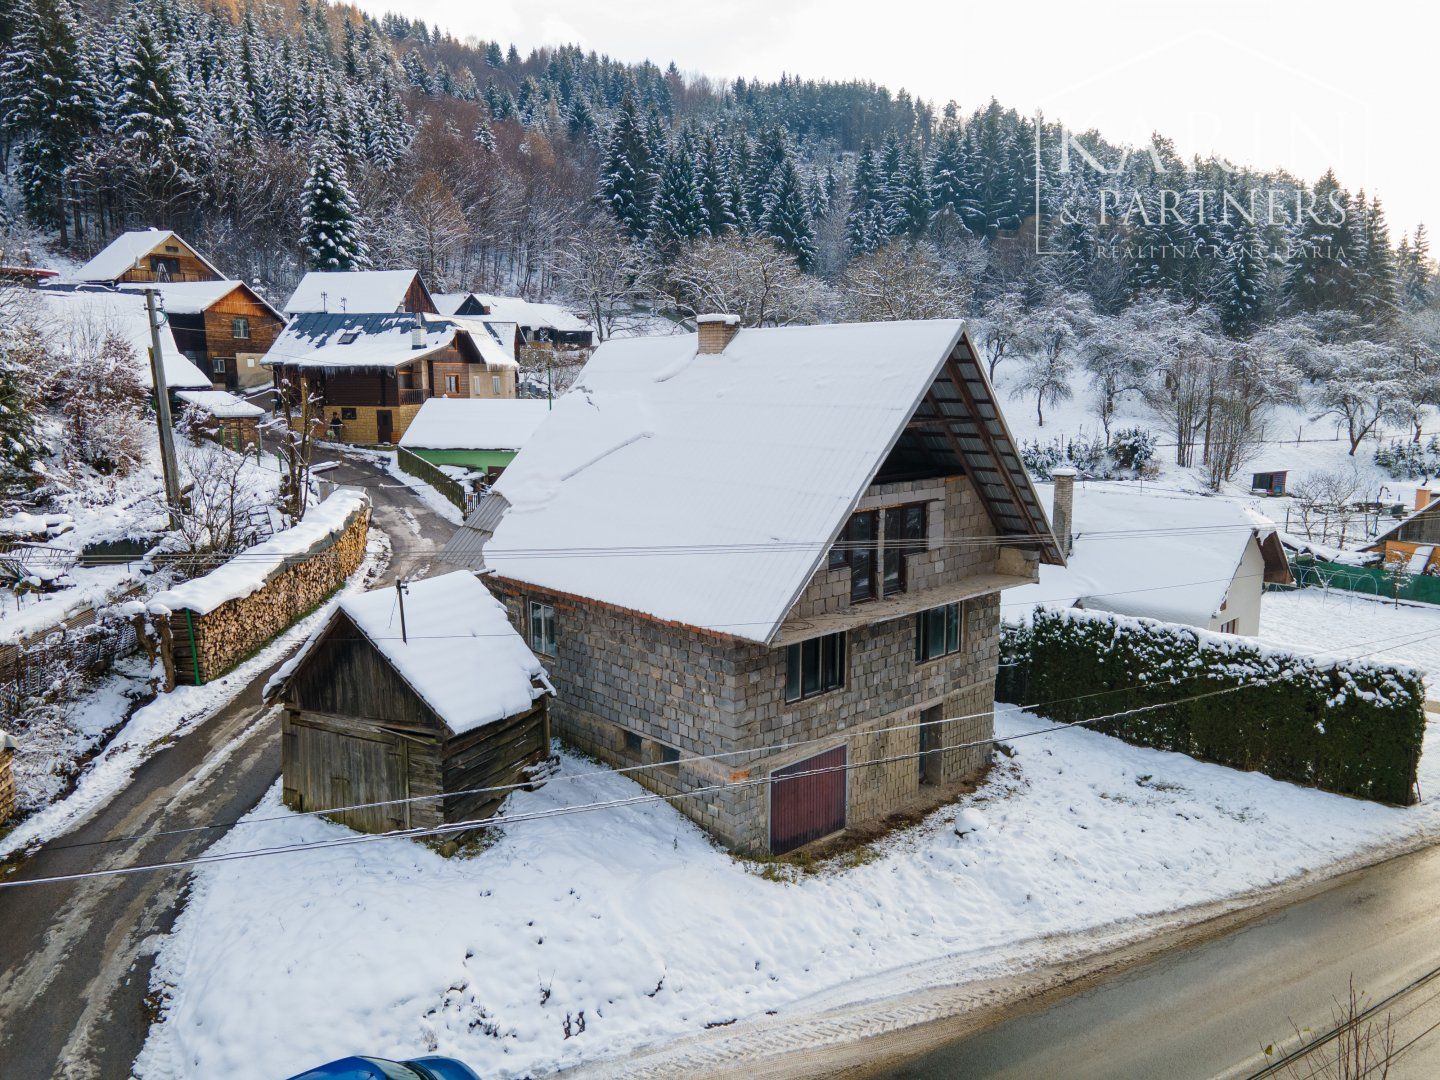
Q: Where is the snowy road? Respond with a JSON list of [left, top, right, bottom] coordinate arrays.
[[0, 453, 453, 1080]]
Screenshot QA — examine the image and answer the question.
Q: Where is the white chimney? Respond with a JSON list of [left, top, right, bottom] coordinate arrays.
[[411, 321, 424, 350], [697, 313, 740, 355], [1051, 467, 1076, 557]]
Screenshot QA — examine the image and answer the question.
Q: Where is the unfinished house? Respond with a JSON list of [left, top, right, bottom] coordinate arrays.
[[444, 316, 1062, 855]]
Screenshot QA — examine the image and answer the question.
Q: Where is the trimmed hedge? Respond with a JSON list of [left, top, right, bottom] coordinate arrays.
[[998, 608, 1425, 805]]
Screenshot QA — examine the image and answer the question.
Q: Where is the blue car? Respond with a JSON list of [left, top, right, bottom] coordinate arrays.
[[286, 1056, 481, 1080]]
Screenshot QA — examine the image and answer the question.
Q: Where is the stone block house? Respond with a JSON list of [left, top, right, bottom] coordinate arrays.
[[443, 316, 1061, 854]]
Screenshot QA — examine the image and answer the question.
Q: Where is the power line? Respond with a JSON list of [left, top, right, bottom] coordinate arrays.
[[0, 677, 1288, 891]]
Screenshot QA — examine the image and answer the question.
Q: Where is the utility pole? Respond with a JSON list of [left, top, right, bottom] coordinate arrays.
[[395, 579, 410, 643], [144, 288, 183, 527]]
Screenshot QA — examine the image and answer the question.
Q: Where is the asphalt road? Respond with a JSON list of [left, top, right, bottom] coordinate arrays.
[[880, 841, 1440, 1080], [0, 456, 453, 1080]]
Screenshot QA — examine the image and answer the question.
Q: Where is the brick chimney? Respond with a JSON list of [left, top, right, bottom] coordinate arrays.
[[1051, 467, 1077, 556], [1418, 488, 1432, 512], [697, 313, 740, 355]]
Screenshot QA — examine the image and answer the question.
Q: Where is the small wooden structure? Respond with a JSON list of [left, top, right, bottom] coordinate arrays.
[[1251, 470, 1288, 496], [73, 228, 226, 285], [0, 730, 16, 822], [269, 571, 553, 836], [176, 389, 265, 450]]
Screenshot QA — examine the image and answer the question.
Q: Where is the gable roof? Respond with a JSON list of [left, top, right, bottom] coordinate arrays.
[[280, 571, 550, 735], [1365, 497, 1440, 551], [263, 312, 456, 370], [399, 398, 552, 452], [1002, 483, 1288, 626], [118, 280, 283, 321], [30, 287, 212, 389], [176, 389, 266, 419], [72, 229, 224, 283], [472, 293, 590, 333], [431, 292, 476, 316], [284, 270, 428, 315], [444, 319, 1057, 644]]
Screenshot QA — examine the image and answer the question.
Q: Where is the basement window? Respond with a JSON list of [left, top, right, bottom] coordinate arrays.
[[915, 602, 963, 663], [624, 730, 643, 755], [785, 631, 846, 702], [656, 743, 681, 774]]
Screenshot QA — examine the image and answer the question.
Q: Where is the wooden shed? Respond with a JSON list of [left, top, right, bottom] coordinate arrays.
[[0, 730, 16, 822], [268, 571, 553, 836]]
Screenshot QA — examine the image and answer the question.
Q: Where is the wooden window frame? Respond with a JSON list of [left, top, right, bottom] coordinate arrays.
[[784, 631, 847, 703], [444, 374, 459, 394], [491, 374, 503, 395], [231, 316, 251, 340], [528, 600, 557, 656], [915, 602, 964, 663]]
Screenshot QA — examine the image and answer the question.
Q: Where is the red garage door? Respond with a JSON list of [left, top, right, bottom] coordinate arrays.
[[769, 745, 847, 854]]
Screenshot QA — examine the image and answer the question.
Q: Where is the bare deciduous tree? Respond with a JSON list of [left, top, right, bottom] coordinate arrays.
[[662, 236, 829, 327], [553, 220, 659, 342]]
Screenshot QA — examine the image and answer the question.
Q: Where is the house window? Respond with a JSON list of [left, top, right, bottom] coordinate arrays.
[[444, 374, 459, 394], [231, 317, 251, 339], [846, 511, 877, 602], [785, 632, 846, 702], [883, 503, 927, 596], [915, 602, 963, 662], [210, 357, 227, 374], [1219, 619, 1239, 635], [528, 601, 556, 655], [339, 331, 360, 345], [492, 374, 502, 395], [340, 407, 357, 420]]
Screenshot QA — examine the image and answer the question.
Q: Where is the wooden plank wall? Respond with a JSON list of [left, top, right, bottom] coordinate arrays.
[[441, 702, 549, 823]]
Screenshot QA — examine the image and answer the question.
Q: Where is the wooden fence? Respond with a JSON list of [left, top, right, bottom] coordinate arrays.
[[396, 447, 468, 514]]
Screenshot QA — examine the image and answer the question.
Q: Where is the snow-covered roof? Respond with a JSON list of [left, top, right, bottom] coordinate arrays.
[[149, 489, 369, 616], [176, 390, 266, 419], [315, 571, 549, 735], [430, 292, 473, 316], [31, 288, 212, 390], [450, 319, 1049, 643], [71, 229, 224, 283], [263, 313, 456, 370], [0, 730, 13, 753], [445, 316, 519, 368], [473, 293, 589, 334], [1002, 483, 1278, 627], [399, 398, 552, 452], [284, 270, 425, 315], [117, 280, 283, 321]]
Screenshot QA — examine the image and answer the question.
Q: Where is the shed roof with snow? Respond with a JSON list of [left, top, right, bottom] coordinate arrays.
[[71, 229, 225, 283], [176, 389, 267, 419], [283, 270, 433, 316], [399, 398, 552, 452], [1002, 483, 1292, 627], [262, 313, 511, 372], [276, 571, 551, 735], [30, 287, 211, 390], [444, 319, 1059, 643]]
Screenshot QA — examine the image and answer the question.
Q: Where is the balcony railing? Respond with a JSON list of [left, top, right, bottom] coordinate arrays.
[[397, 388, 429, 406]]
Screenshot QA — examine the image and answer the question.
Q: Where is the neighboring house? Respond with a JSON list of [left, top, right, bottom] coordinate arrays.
[[443, 315, 1061, 855], [1250, 469, 1288, 496], [263, 313, 519, 444], [118, 281, 284, 390], [1365, 488, 1440, 573], [71, 228, 225, 285], [284, 269, 436, 316], [268, 571, 553, 836], [175, 389, 266, 450], [31, 286, 212, 392], [397, 398, 552, 483], [433, 291, 593, 351], [1005, 472, 1293, 636]]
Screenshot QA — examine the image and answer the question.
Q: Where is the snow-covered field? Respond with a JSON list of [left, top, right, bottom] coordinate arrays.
[[1259, 588, 1440, 683], [136, 689, 1440, 1079]]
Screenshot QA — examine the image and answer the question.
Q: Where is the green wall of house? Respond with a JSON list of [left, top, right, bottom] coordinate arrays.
[[408, 448, 518, 470]]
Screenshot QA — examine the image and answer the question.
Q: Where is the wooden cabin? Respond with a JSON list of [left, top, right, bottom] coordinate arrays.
[[264, 313, 519, 444], [120, 281, 284, 390], [1366, 488, 1440, 574], [268, 571, 553, 836], [284, 269, 437, 316], [72, 229, 225, 285]]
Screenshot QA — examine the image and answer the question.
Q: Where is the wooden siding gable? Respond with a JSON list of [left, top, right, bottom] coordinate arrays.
[[284, 611, 447, 731]]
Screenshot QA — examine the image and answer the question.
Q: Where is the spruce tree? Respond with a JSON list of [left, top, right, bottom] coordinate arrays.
[[695, 133, 736, 237], [472, 114, 496, 151], [928, 125, 974, 236], [596, 93, 654, 239], [113, 3, 196, 208], [887, 141, 932, 239], [1217, 216, 1268, 335], [845, 139, 885, 254], [0, 323, 46, 499], [762, 157, 815, 268], [300, 136, 367, 270], [1401, 225, 1433, 307], [649, 137, 704, 249], [1359, 194, 1398, 320], [0, 0, 97, 239], [1283, 169, 1354, 312]]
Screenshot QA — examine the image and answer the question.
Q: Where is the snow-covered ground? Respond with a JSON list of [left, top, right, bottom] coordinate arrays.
[[0, 531, 389, 859], [137, 687, 1440, 1079], [1258, 587, 1440, 685]]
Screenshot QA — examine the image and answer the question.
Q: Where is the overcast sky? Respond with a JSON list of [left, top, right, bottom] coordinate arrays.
[[350, 0, 1433, 238]]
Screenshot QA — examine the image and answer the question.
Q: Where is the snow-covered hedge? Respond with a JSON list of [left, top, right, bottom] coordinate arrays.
[[998, 607, 1425, 805]]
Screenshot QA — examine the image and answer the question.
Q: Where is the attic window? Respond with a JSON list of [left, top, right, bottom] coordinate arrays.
[[338, 331, 359, 345], [164, 245, 180, 253]]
